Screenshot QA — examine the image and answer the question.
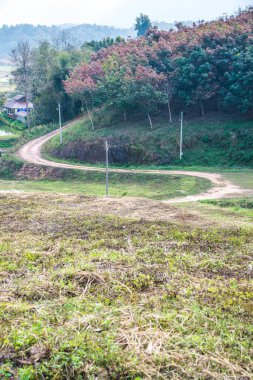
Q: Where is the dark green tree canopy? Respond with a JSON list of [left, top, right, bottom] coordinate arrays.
[[135, 14, 152, 37]]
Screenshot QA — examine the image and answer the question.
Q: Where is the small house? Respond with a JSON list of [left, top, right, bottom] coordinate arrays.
[[3, 95, 33, 124]]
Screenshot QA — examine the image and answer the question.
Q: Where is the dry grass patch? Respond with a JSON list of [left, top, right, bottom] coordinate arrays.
[[0, 193, 252, 379]]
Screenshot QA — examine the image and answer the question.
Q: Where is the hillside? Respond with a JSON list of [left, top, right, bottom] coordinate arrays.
[[42, 8, 253, 170], [43, 113, 253, 168]]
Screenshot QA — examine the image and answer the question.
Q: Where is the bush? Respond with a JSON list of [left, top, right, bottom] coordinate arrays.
[[202, 199, 253, 209], [0, 156, 23, 179], [0, 113, 26, 131]]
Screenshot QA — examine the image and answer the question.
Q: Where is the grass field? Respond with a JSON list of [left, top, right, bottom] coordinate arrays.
[[201, 198, 253, 219], [0, 171, 211, 200], [0, 65, 15, 93], [0, 112, 253, 378], [224, 170, 253, 190], [0, 193, 252, 379]]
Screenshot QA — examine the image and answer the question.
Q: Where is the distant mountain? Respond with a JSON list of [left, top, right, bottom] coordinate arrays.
[[0, 21, 190, 59], [66, 23, 136, 44], [0, 24, 57, 58], [0, 23, 135, 58]]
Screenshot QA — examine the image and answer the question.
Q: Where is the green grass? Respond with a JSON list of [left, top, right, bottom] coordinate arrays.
[[0, 171, 211, 200], [201, 198, 253, 220], [0, 193, 253, 379], [0, 122, 21, 148], [43, 113, 253, 168], [0, 114, 58, 149], [2, 122, 61, 152], [224, 170, 253, 190]]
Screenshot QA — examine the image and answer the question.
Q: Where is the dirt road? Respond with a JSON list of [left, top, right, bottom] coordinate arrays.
[[17, 120, 247, 202]]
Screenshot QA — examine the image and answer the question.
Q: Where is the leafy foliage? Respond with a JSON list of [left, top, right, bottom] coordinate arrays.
[[9, 8, 253, 128], [135, 14, 152, 37], [64, 8, 253, 123]]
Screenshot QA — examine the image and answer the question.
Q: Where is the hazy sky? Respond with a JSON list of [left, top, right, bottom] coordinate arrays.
[[0, 0, 252, 27]]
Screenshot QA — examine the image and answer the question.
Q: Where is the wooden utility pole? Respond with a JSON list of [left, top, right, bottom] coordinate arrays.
[[105, 140, 109, 196], [180, 111, 183, 160], [58, 102, 63, 144]]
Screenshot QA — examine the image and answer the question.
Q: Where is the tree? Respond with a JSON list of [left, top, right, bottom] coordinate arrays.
[[164, 71, 177, 123], [135, 14, 152, 37], [29, 42, 75, 124], [0, 93, 6, 108], [49, 52, 74, 122], [10, 41, 32, 129], [150, 41, 179, 124], [83, 37, 125, 52], [64, 61, 103, 130], [52, 30, 77, 52], [222, 45, 253, 113], [129, 65, 166, 129], [176, 47, 217, 116]]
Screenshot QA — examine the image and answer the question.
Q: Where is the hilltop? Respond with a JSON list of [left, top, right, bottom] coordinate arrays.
[[41, 8, 253, 169]]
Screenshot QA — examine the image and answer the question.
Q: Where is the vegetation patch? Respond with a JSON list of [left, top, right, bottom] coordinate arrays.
[[202, 199, 253, 209], [0, 165, 211, 200], [0, 116, 23, 148], [44, 115, 253, 167], [201, 198, 253, 221], [0, 156, 24, 179], [0, 194, 252, 379], [0, 114, 25, 131]]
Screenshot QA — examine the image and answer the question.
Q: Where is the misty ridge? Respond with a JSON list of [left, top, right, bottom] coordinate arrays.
[[0, 20, 192, 61]]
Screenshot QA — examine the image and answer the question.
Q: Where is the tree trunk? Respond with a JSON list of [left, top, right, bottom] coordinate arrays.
[[81, 99, 86, 120], [200, 101, 204, 117], [26, 102, 31, 131], [87, 108, 94, 131], [147, 113, 153, 131], [123, 110, 127, 122], [83, 99, 94, 131], [168, 100, 172, 124], [25, 66, 31, 130]]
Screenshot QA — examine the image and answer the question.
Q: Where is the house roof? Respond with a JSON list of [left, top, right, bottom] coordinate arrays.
[[4, 97, 33, 109], [13, 94, 25, 101]]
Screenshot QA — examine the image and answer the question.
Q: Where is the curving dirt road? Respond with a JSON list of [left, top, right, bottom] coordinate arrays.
[[17, 119, 247, 202]]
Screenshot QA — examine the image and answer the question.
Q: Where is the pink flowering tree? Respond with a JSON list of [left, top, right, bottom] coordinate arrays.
[[64, 61, 103, 130], [101, 48, 166, 129]]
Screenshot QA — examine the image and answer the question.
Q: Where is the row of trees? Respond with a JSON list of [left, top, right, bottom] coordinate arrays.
[[10, 9, 253, 129], [64, 8, 253, 129]]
